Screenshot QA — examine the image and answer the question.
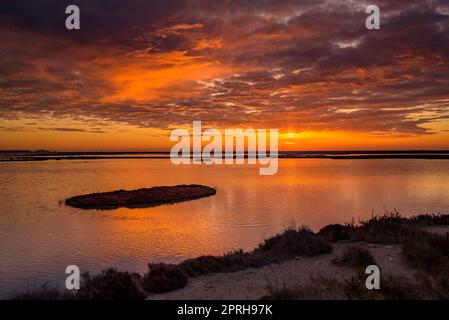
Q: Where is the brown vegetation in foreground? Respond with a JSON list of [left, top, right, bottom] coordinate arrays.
[[8, 213, 449, 300], [331, 245, 376, 268], [9, 226, 331, 299], [65, 184, 216, 209], [264, 213, 449, 300], [179, 227, 332, 276], [262, 271, 422, 300]]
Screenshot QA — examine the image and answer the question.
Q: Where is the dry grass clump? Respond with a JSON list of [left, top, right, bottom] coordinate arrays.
[[263, 272, 421, 300], [262, 277, 345, 300], [143, 263, 188, 293], [318, 224, 356, 242], [401, 231, 449, 299], [10, 268, 146, 300], [77, 268, 146, 300], [410, 213, 449, 226], [331, 245, 376, 268], [266, 213, 449, 300], [402, 231, 449, 275], [10, 283, 76, 300], [258, 227, 332, 257], [180, 227, 332, 276], [352, 213, 416, 244], [319, 212, 449, 244]]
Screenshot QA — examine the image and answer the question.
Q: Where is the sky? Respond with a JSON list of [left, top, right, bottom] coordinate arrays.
[[0, 0, 448, 151]]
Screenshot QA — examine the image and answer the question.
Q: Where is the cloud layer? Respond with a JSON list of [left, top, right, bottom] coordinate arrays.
[[1, 0, 449, 137]]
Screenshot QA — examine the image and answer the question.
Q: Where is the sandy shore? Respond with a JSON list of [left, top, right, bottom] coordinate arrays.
[[147, 241, 417, 300], [423, 225, 449, 236]]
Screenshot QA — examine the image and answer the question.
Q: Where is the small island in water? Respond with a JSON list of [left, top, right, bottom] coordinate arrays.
[[65, 184, 216, 210]]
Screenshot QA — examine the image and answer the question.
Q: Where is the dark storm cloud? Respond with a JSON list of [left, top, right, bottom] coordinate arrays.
[[0, 0, 448, 135], [0, 0, 188, 47]]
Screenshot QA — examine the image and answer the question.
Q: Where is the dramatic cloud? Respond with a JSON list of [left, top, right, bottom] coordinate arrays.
[[0, 0, 448, 142]]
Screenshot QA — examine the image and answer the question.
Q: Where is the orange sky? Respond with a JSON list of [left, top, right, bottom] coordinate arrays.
[[1, 1, 449, 151]]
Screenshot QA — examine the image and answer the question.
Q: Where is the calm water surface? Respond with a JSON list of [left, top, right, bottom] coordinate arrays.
[[1, 158, 449, 295]]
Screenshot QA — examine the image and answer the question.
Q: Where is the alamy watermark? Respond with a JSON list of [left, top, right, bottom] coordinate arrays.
[[169, 121, 279, 176], [65, 5, 80, 30], [365, 5, 380, 30], [65, 265, 80, 290], [365, 265, 381, 290], [64, 4, 380, 31]]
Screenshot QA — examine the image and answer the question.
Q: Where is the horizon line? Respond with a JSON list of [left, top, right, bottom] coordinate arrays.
[[2, 149, 449, 154]]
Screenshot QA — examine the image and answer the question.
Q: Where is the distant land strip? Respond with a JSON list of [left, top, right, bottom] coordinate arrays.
[[2, 150, 449, 161]]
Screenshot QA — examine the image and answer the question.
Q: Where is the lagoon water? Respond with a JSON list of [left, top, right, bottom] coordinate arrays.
[[1, 158, 449, 295]]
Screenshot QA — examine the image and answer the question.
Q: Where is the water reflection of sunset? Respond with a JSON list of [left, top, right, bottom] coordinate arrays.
[[2, 157, 449, 293]]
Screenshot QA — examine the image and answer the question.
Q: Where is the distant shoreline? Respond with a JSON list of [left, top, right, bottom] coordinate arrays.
[[2, 150, 449, 162]]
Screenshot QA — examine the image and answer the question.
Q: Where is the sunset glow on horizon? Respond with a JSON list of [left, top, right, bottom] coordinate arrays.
[[1, 0, 449, 151]]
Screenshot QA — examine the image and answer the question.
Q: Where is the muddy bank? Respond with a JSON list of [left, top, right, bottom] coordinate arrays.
[[65, 184, 216, 210]]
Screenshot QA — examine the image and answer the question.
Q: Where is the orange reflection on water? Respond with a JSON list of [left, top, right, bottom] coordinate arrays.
[[1, 158, 449, 294]]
